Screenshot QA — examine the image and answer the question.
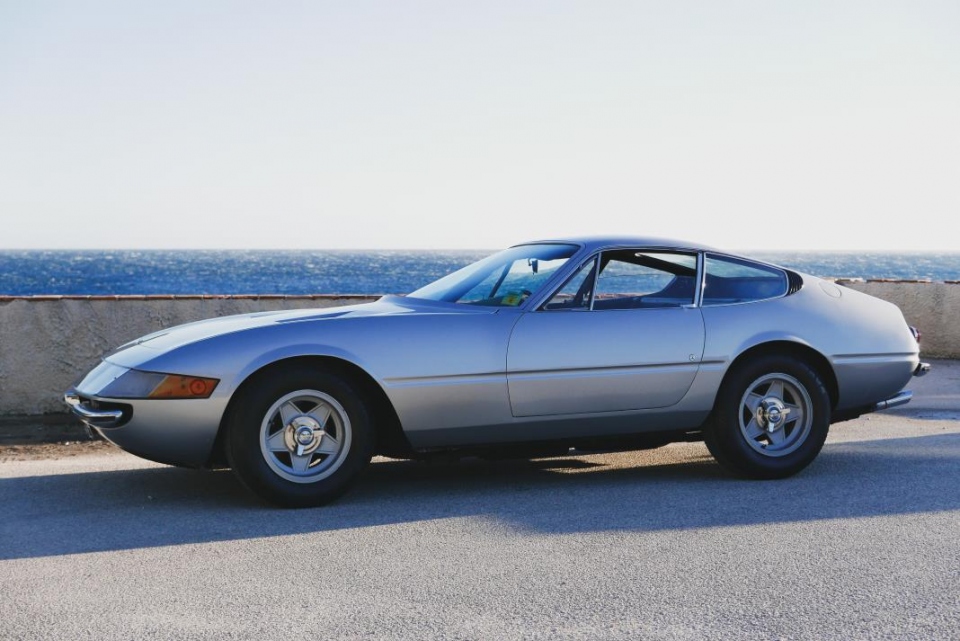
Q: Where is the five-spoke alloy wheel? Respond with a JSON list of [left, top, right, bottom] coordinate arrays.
[[738, 373, 813, 458], [259, 390, 353, 484]]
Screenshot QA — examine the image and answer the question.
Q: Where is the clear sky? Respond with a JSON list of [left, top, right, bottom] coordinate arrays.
[[1, 1, 957, 251]]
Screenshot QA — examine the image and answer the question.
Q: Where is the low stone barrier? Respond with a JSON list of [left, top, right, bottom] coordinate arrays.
[[0, 295, 376, 415], [0, 282, 956, 417], [841, 281, 958, 360]]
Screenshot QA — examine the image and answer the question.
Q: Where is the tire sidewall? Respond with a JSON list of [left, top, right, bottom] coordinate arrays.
[[226, 366, 374, 507]]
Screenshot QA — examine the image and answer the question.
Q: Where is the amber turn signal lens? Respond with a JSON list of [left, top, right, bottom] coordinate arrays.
[[148, 375, 219, 399]]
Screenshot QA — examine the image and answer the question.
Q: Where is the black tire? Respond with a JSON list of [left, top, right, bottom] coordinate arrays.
[[225, 365, 374, 508], [704, 354, 830, 479]]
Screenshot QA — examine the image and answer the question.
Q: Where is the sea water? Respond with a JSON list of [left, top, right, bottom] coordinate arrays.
[[1, 249, 958, 296]]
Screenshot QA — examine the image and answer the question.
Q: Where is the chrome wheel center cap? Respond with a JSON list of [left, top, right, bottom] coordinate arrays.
[[295, 425, 315, 445], [285, 417, 322, 453], [757, 398, 789, 432]]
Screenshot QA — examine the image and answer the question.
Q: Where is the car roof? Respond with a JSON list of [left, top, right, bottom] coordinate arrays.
[[515, 235, 723, 254]]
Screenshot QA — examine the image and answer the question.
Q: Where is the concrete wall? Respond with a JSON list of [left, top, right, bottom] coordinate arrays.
[[841, 281, 959, 360], [0, 282, 956, 416], [0, 295, 375, 416]]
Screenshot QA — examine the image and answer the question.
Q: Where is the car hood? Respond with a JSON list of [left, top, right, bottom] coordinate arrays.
[[104, 295, 497, 367]]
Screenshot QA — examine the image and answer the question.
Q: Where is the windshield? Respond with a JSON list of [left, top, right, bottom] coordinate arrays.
[[408, 243, 579, 307]]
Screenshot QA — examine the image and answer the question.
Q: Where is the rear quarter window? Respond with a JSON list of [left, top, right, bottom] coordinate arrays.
[[703, 254, 788, 305]]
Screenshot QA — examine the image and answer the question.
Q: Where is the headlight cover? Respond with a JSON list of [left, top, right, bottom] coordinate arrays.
[[100, 369, 219, 399]]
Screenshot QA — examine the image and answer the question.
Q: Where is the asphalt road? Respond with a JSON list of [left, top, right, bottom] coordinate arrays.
[[1, 364, 959, 640]]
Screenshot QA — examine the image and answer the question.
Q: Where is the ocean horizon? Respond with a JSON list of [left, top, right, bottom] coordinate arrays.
[[2, 249, 959, 296]]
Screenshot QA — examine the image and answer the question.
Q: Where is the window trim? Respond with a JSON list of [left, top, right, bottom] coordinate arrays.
[[693, 251, 705, 308], [587, 256, 601, 311]]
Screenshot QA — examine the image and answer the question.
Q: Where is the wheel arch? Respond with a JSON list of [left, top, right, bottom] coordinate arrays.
[[208, 355, 412, 467], [725, 341, 839, 410]]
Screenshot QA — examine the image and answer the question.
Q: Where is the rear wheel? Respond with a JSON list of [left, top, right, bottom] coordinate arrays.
[[705, 355, 830, 479], [225, 366, 374, 507]]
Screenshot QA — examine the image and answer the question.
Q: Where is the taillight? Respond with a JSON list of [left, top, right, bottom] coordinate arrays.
[[909, 326, 921, 344]]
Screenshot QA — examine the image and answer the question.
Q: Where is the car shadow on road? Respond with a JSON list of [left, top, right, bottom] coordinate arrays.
[[2, 432, 958, 560]]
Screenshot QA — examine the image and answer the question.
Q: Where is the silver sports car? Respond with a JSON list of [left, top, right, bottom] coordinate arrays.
[[65, 237, 928, 507]]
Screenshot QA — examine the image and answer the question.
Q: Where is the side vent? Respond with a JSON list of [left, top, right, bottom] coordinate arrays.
[[786, 270, 804, 295]]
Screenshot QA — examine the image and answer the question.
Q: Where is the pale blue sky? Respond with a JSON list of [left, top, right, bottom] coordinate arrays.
[[1, 1, 957, 250]]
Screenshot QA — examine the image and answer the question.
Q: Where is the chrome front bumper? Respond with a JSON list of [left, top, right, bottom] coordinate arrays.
[[64, 392, 126, 428], [63, 389, 229, 468]]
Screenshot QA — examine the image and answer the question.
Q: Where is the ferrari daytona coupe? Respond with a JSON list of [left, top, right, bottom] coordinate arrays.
[[65, 237, 928, 507]]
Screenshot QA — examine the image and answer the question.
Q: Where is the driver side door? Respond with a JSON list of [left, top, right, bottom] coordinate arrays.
[[506, 249, 705, 417]]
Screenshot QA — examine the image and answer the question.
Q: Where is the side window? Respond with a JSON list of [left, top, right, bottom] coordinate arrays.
[[542, 250, 697, 311], [703, 254, 787, 305], [592, 250, 697, 310], [543, 258, 597, 310]]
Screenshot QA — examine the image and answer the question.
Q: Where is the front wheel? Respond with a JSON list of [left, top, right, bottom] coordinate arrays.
[[705, 355, 830, 479], [225, 366, 374, 507]]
